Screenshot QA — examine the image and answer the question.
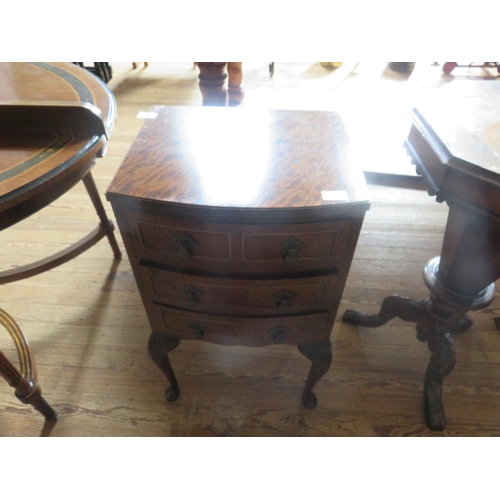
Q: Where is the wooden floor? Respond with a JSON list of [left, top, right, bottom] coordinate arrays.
[[1, 62, 500, 437]]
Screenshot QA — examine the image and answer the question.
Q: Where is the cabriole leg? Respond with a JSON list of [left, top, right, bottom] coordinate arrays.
[[298, 338, 333, 409], [148, 333, 181, 402]]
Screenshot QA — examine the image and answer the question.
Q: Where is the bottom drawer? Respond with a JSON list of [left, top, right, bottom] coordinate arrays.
[[149, 304, 332, 347]]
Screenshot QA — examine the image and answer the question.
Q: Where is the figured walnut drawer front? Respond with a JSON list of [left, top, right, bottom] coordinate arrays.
[[140, 266, 337, 315], [125, 210, 351, 274], [242, 230, 338, 263], [148, 304, 331, 347], [130, 213, 231, 262]]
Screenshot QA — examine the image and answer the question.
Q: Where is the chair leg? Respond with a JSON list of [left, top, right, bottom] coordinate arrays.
[[16, 380, 57, 421], [0, 309, 57, 421]]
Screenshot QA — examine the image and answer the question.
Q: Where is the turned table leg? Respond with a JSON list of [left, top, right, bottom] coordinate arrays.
[[82, 171, 122, 259], [197, 62, 228, 106], [227, 62, 244, 106], [298, 338, 333, 409], [148, 333, 181, 401]]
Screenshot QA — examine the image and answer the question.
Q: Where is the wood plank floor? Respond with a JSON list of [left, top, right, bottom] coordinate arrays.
[[1, 62, 500, 437]]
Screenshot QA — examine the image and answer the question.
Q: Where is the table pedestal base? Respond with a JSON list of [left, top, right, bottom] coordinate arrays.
[[343, 257, 496, 431]]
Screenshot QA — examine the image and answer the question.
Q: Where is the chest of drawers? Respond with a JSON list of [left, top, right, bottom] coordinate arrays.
[[107, 106, 370, 408]]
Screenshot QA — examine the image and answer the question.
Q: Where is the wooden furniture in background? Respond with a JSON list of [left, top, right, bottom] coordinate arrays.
[[107, 106, 370, 408], [1, 62, 499, 437], [343, 80, 500, 430], [0, 62, 121, 417], [0, 62, 121, 283], [72, 62, 113, 83], [197, 62, 244, 106]]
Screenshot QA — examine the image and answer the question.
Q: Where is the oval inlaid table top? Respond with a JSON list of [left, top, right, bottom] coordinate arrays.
[[0, 63, 120, 418], [0, 62, 116, 230]]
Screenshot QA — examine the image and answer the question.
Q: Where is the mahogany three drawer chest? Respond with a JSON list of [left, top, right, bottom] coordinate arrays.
[[106, 106, 370, 408]]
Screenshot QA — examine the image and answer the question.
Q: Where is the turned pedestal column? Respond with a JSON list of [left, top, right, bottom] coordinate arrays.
[[197, 62, 244, 106]]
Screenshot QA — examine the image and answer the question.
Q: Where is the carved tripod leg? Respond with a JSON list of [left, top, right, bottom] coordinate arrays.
[[148, 333, 181, 402], [342, 295, 472, 337], [298, 338, 333, 409], [423, 328, 456, 431], [423, 331, 455, 431], [416, 299, 459, 431], [343, 295, 425, 327]]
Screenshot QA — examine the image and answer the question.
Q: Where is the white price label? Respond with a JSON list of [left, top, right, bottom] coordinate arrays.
[[321, 191, 349, 201]]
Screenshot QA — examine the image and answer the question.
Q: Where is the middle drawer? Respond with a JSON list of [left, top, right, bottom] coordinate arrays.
[[138, 265, 338, 316]]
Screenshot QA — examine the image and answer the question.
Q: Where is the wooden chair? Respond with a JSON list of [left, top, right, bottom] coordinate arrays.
[[0, 309, 56, 421], [72, 62, 113, 83]]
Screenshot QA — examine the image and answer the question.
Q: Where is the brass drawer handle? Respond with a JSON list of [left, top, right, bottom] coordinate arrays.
[[170, 232, 198, 259], [188, 322, 207, 339], [279, 237, 306, 264], [274, 290, 297, 310], [269, 325, 291, 344], [182, 285, 204, 307]]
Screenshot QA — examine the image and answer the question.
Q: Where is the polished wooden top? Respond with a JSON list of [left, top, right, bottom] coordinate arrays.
[[411, 80, 500, 184], [107, 106, 370, 215], [406, 80, 500, 221], [0, 62, 116, 229], [0, 63, 115, 198], [0, 62, 115, 127]]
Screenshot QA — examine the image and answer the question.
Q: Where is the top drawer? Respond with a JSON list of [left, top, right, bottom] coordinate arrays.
[[124, 210, 352, 275]]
